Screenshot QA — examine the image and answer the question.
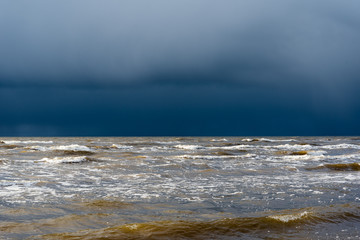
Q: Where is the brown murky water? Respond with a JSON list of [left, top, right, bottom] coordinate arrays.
[[1, 137, 360, 239]]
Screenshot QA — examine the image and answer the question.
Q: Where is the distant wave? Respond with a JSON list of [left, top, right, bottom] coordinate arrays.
[[39, 156, 99, 164], [307, 163, 360, 171], [321, 144, 360, 150], [1, 140, 53, 144], [175, 145, 205, 150], [242, 138, 297, 142], [26, 144, 94, 152]]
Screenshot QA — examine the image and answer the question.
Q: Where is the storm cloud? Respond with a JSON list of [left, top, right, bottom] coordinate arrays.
[[1, 0, 360, 136]]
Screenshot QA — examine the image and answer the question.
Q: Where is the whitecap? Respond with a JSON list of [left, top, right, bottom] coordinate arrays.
[[281, 152, 325, 161], [241, 138, 296, 142], [242, 153, 258, 158], [321, 144, 360, 150], [27, 144, 93, 152], [259, 138, 297, 142], [2, 140, 53, 144], [154, 141, 181, 144], [272, 144, 314, 151], [221, 145, 254, 150], [328, 153, 360, 161], [210, 138, 228, 142], [308, 150, 327, 156], [268, 211, 310, 222], [52, 144, 93, 151], [39, 156, 90, 164], [241, 138, 258, 142], [175, 145, 205, 150], [110, 144, 134, 149], [174, 155, 236, 160]]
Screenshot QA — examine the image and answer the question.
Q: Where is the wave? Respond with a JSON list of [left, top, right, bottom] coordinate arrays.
[[175, 145, 205, 150], [321, 144, 360, 150], [39, 156, 99, 164], [241, 138, 260, 142], [274, 150, 327, 160], [242, 138, 297, 142], [328, 153, 360, 161], [78, 199, 134, 210], [53, 150, 95, 156], [212, 150, 247, 156], [271, 144, 314, 151], [0, 213, 112, 237], [0, 144, 21, 149], [174, 154, 240, 160], [210, 138, 228, 142], [1, 140, 53, 144], [307, 163, 360, 171], [26, 144, 94, 152], [40, 203, 360, 239], [267, 211, 310, 223], [221, 144, 254, 150], [110, 144, 134, 150]]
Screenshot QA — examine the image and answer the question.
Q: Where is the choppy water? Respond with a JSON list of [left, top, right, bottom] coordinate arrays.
[[1, 137, 360, 239]]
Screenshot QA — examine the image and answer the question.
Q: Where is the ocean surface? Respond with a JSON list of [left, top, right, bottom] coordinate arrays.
[[1, 137, 360, 239]]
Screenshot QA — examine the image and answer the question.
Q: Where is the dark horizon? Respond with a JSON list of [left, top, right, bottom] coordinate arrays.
[[1, 0, 360, 137]]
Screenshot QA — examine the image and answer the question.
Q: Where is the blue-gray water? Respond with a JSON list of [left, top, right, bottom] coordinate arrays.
[[1, 137, 360, 239]]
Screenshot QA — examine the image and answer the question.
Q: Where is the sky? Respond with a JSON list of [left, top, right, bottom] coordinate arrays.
[[1, 0, 360, 136]]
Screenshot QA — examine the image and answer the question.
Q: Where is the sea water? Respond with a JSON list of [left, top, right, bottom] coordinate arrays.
[[0, 137, 360, 239]]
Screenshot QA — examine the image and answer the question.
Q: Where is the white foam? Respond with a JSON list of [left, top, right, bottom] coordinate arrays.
[[175, 155, 232, 160], [174, 153, 254, 160], [242, 153, 258, 158], [221, 145, 254, 150], [259, 138, 297, 142], [272, 144, 314, 151], [308, 150, 327, 156], [241, 138, 296, 142], [124, 223, 140, 230], [27, 144, 93, 152], [2, 140, 53, 144], [175, 145, 205, 150], [328, 153, 360, 161], [210, 138, 228, 142], [321, 144, 360, 150], [241, 138, 255, 142], [52, 145, 93, 151], [268, 211, 310, 222], [154, 141, 180, 145], [281, 153, 325, 161], [39, 156, 89, 164], [312, 191, 323, 194], [110, 144, 134, 149]]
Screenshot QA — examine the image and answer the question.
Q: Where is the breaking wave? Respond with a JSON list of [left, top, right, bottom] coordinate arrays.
[[1, 140, 53, 144], [307, 163, 360, 171], [40, 204, 360, 239], [26, 144, 94, 152], [321, 144, 360, 150], [175, 145, 205, 150], [39, 156, 99, 164], [242, 138, 297, 142]]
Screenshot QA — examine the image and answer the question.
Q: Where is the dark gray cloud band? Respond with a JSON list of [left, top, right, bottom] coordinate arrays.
[[1, 0, 359, 85], [1, 0, 360, 136]]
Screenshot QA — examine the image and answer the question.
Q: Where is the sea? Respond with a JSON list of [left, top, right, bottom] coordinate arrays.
[[1, 137, 360, 239]]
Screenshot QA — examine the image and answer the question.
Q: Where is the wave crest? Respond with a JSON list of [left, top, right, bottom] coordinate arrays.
[[39, 156, 99, 164], [307, 163, 360, 171], [41, 204, 360, 239]]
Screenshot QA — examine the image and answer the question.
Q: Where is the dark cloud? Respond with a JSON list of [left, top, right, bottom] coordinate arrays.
[[0, 0, 360, 136], [1, 0, 359, 85]]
